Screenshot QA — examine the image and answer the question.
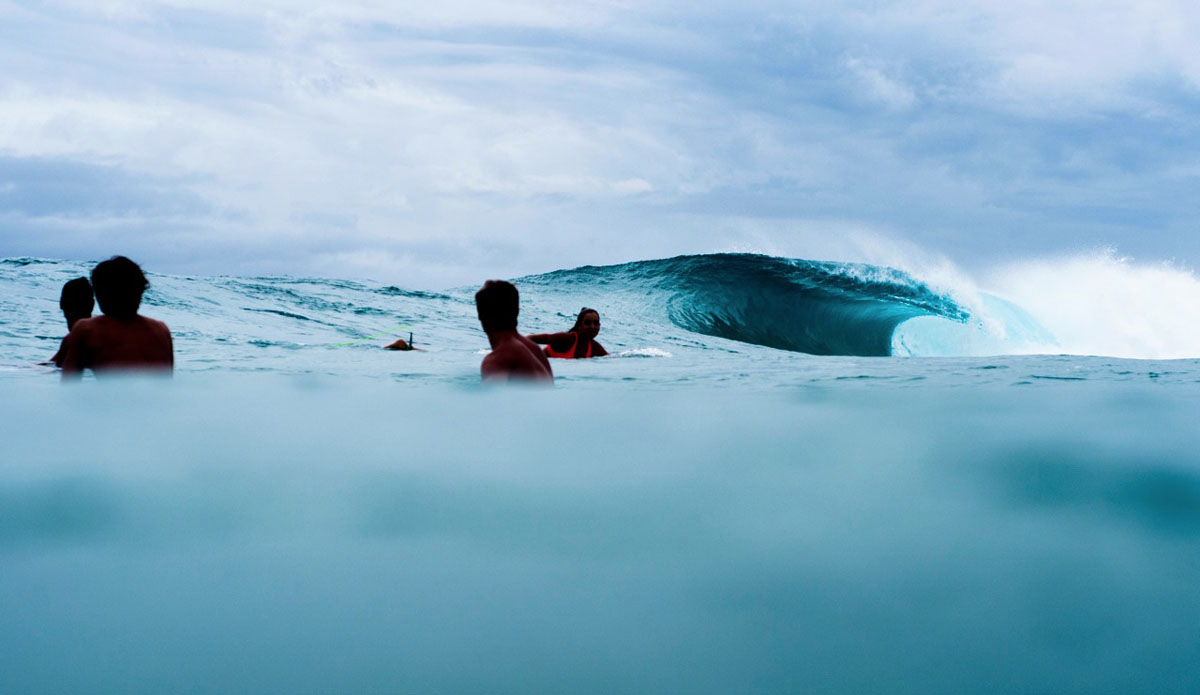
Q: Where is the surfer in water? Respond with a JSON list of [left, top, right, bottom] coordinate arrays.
[[528, 307, 609, 359], [384, 334, 421, 351], [40, 277, 94, 368], [61, 256, 174, 378], [474, 280, 553, 384]]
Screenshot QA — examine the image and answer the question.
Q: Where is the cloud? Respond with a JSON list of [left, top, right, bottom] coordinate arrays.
[[838, 0, 1200, 114], [842, 58, 917, 111], [1, 0, 1198, 285], [0, 155, 212, 217]]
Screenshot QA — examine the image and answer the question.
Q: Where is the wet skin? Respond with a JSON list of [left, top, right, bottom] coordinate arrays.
[[61, 315, 174, 378], [480, 329, 554, 384]]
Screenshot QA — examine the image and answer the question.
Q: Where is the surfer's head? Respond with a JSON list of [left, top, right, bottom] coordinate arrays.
[[475, 280, 519, 333], [59, 277, 94, 328], [91, 256, 149, 320], [572, 308, 601, 341]]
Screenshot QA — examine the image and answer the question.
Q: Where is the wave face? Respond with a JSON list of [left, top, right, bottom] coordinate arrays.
[[523, 254, 970, 356]]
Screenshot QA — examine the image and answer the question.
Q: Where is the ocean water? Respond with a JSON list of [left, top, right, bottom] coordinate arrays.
[[3, 254, 1200, 693]]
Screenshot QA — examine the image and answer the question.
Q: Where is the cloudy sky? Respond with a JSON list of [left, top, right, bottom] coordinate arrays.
[[1, 0, 1198, 287]]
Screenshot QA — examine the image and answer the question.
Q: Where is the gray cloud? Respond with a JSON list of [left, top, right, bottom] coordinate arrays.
[[1, 0, 1198, 284], [0, 156, 214, 218]]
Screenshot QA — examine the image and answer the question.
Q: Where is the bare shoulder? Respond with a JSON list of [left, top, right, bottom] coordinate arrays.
[[480, 351, 507, 380], [64, 317, 97, 349], [481, 348, 527, 382], [481, 335, 553, 382], [519, 334, 553, 371], [486, 341, 525, 367], [70, 317, 99, 334], [141, 316, 172, 334]]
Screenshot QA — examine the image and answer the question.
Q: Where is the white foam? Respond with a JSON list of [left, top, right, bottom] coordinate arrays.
[[616, 348, 673, 358], [988, 249, 1200, 359], [869, 240, 1200, 359]]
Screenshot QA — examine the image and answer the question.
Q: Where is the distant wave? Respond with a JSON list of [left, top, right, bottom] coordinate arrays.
[[375, 286, 453, 300], [0, 258, 56, 267], [524, 254, 970, 356], [243, 308, 314, 322]]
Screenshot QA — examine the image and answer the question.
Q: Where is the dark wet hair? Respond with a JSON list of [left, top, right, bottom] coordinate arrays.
[[59, 277, 94, 318], [475, 280, 519, 332], [91, 256, 149, 319], [571, 307, 600, 332]]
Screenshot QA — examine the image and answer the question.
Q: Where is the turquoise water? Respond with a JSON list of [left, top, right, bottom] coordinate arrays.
[[3, 255, 1200, 692]]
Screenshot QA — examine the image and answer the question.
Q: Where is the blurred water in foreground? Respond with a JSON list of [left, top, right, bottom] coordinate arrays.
[[3, 375, 1199, 693]]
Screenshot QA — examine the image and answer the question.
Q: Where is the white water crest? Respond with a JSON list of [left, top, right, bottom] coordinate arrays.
[[889, 249, 1200, 360], [989, 250, 1200, 360]]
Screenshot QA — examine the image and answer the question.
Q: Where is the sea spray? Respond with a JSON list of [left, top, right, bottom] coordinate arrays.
[[989, 250, 1200, 359]]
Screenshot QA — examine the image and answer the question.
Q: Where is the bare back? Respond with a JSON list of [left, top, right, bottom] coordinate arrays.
[[62, 315, 174, 376], [481, 331, 553, 384]]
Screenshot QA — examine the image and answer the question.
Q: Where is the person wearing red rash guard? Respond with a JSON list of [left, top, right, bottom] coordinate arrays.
[[528, 307, 609, 359]]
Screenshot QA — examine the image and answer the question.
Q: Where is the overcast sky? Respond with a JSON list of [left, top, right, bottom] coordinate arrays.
[[1, 0, 1198, 287]]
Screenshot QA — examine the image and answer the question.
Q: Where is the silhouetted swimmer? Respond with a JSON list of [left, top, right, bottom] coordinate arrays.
[[61, 256, 174, 379], [475, 280, 553, 384], [41, 277, 94, 368], [529, 307, 609, 359]]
